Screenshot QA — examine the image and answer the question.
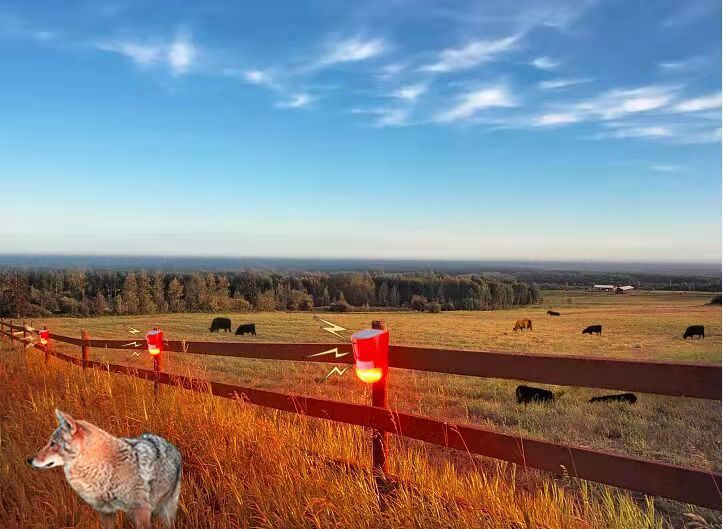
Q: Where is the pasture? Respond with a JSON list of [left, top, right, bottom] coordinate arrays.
[[6, 289, 721, 526]]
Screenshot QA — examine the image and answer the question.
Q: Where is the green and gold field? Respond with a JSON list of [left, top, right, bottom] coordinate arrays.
[[4, 289, 721, 527]]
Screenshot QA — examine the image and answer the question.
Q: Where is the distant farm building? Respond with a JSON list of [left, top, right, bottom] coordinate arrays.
[[593, 285, 616, 292], [592, 284, 635, 293]]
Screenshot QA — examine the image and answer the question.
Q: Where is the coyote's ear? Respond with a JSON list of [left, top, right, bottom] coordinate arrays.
[[55, 409, 78, 435]]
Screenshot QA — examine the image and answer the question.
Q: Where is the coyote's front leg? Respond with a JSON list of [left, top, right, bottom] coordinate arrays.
[[99, 512, 115, 529], [130, 506, 152, 529]]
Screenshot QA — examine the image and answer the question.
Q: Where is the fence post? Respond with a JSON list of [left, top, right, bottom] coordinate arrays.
[[81, 330, 90, 369], [0, 319, 4, 342], [371, 320, 389, 488], [9, 320, 13, 346], [153, 327, 163, 397], [22, 321, 27, 342], [43, 326, 50, 364]]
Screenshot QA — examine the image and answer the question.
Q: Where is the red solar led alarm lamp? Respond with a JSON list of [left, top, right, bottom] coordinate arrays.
[[351, 328, 389, 383], [146, 330, 163, 356]]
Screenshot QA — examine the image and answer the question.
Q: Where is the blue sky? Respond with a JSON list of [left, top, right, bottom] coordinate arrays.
[[0, 0, 720, 262]]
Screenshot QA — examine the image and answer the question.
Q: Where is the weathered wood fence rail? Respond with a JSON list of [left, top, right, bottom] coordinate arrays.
[[1, 319, 720, 510]]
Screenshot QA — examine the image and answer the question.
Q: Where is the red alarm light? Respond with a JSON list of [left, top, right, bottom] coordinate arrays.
[[39, 328, 49, 345], [146, 330, 163, 356], [351, 328, 389, 384]]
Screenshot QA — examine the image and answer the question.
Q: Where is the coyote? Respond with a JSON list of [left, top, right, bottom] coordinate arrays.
[[28, 409, 182, 529]]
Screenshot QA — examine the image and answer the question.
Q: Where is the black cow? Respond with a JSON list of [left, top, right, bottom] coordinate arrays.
[[210, 317, 232, 333], [683, 325, 705, 340], [516, 385, 554, 404], [235, 323, 257, 336], [582, 324, 602, 336], [547, 310, 561, 316], [589, 393, 637, 404]]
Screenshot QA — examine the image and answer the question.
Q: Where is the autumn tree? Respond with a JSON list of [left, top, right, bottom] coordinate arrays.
[[256, 290, 276, 312], [137, 271, 155, 314], [121, 273, 139, 315], [215, 275, 232, 311], [93, 292, 108, 315], [151, 272, 168, 312], [166, 278, 184, 312]]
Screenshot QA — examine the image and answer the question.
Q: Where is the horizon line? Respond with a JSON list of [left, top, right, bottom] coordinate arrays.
[[0, 253, 720, 267]]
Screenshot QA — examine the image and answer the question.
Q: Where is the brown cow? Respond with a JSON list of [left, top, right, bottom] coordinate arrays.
[[513, 319, 533, 331]]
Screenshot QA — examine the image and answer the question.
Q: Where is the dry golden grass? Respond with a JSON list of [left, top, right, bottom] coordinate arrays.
[[8, 290, 721, 526], [0, 343, 679, 529]]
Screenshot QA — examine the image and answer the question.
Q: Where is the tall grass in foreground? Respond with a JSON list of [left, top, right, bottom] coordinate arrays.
[[0, 344, 674, 528]]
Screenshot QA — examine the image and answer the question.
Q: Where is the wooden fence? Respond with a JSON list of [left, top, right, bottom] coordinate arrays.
[[0, 319, 720, 510]]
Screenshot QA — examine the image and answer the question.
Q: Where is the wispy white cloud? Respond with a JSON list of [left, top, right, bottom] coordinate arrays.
[[529, 56, 560, 70], [420, 35, 519, 73], [533, 112, 581, 126], [671, 127, 721, 145], [377, 62, 406, 80], [528, 86, 678, 134], [231, 68, 280, 89], [650, 164, 683, 173], [276, 93, 313, 109], [167, 32, 195, 75], [224, 67, 314, 110], [659, 56, 708, 73], [605, 126, 674, 139], [576, 86, 678, 120], [0, 12, 57, 42], [33, 30, 56, 41], [390, 83, 427, 101], [426, 1, 596, 34], [538, 77, 591, 90], [377, 108, 409, 127], [318, 37, 386, 67], [673, 93, 721, 113], [96, 31, 197, 75], [242, 69, 272, 85], [595, 120, 720, 145], [435, 86, 517, 122], [523, 84, 721, 144], [351, 106, 410, 127], [97, 41, 163, 65]]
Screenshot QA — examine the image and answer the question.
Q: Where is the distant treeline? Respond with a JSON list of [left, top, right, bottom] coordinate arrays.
[[509, 269, 721, 292], [0, 269, 542, 318]]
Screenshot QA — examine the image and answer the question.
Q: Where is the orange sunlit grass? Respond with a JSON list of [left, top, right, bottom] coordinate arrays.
[[0, 341, 678, 529]]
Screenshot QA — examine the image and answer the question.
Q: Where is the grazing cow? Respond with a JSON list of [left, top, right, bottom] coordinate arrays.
[[547, 310, 561, 316], [589, 393, 637, 404], [516, 385, 554, 404], [683, 325, 705, 340], [513, 319, 533, 331], [582, 324, 602, 336], [209, 317, 232, 333], [235, 323, 257, 336]]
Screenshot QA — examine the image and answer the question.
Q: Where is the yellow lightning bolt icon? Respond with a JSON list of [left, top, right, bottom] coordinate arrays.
[[314, 316, 348, 340], [308, 347, 349, 359], [310, 317, 351, 382], [320, 365, 350, 382]]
